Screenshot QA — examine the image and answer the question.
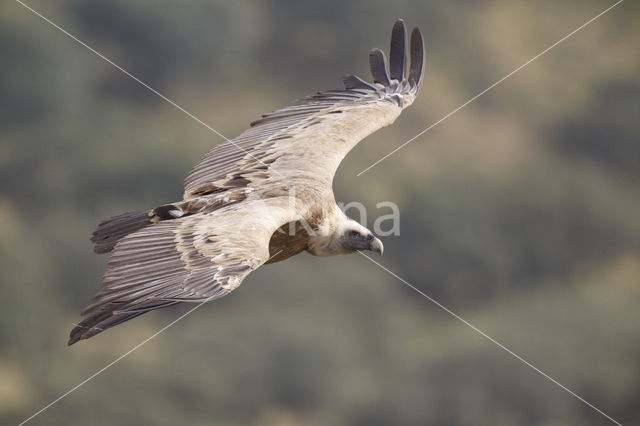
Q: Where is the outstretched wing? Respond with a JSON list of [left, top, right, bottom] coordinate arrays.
[[184, 20, 424, 199], [69, 197, 298, 344]]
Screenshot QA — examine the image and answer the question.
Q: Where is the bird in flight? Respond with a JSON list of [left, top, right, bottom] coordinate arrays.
[[69, 19, 424, 345]]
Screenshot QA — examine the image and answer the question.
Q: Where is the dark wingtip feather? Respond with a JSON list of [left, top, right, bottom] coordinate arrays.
[[342, 74, 377, 91], [409, 27, 425, 88], [369, 48, 390, 86], [68, 301, 178, 345], [389, 19, 407, 81], [68, 309, 143, 345]]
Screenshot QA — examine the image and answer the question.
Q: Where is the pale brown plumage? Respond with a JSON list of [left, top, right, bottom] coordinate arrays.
[[69, 19, 425, 345]]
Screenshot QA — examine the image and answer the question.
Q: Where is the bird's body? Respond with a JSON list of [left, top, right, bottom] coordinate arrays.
[[69, 19, 424, 345]]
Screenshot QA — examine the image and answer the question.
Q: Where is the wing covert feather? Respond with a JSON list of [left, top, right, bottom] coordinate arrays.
[[183, 21, 425, 199]]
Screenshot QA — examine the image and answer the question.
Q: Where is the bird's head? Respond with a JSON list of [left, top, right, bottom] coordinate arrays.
[[338, 220, 384, 255], [307, 212, 383, 257]]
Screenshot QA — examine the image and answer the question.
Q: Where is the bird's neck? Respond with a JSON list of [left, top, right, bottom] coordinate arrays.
[[306, 204, 349, 257]]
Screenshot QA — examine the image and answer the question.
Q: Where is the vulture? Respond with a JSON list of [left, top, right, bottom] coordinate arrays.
[[69, 19, 425, 345]]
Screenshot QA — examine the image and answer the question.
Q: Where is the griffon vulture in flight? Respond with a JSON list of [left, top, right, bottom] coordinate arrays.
[[69, 19, 425, 345]]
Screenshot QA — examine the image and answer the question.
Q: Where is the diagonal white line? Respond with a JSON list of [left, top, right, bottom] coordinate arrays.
[[356, 0, 624, 176], [358, 252, 623, 425], [17, 251, 282, 426], [15, 0, 281, 175], [15, 0, 227, 140], [18, 301, 208, 426]]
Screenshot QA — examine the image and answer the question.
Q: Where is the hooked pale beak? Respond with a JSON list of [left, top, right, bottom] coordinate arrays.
[[368, 236, 384, 255]]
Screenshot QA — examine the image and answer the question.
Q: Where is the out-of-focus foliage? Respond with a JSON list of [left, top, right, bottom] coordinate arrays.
[[1, 1, 638, 425]]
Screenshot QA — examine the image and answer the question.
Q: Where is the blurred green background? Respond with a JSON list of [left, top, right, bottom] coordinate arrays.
[[1, 1, 639, 425]]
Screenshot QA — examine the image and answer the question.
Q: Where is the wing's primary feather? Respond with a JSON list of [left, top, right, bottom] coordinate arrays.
[[409, 27, 425, 87], [389, 19, 407, 81], [369, 48, 391, 86], [342, 74, 378, 91]]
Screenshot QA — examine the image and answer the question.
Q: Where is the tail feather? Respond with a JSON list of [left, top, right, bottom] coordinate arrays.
[[90, 210, 152, 254]]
